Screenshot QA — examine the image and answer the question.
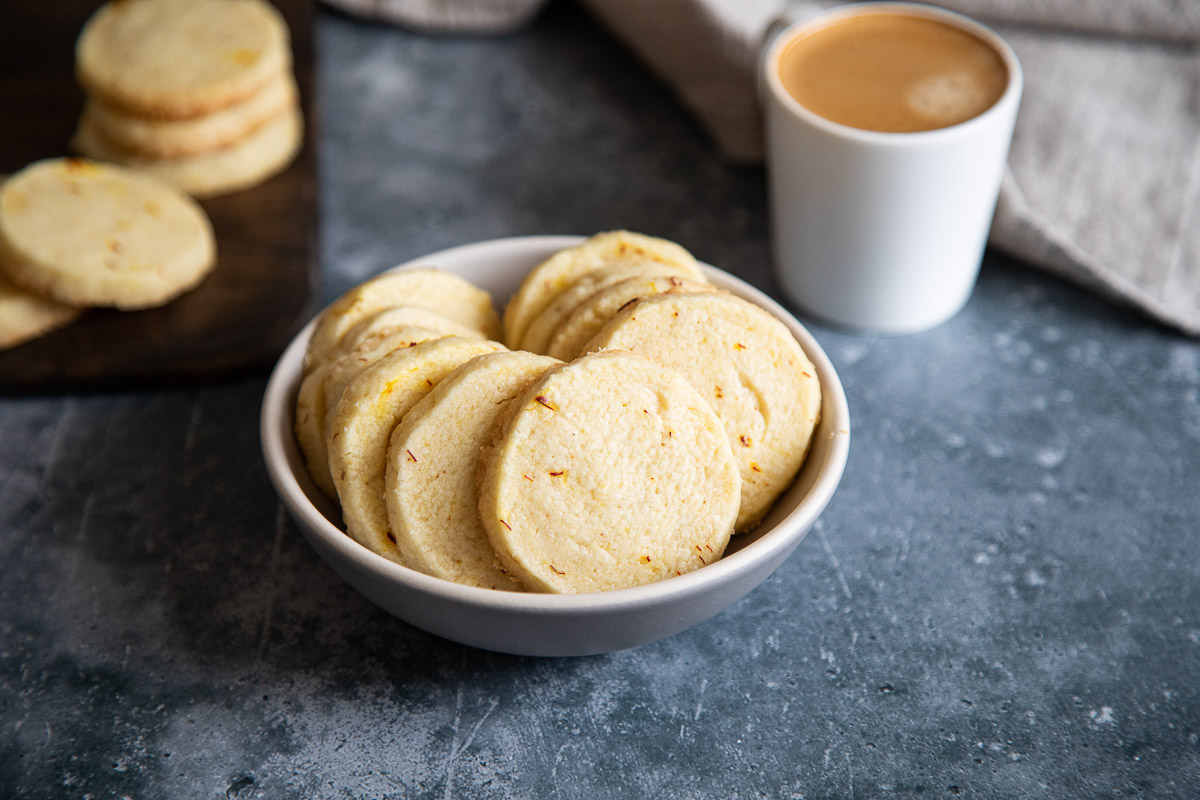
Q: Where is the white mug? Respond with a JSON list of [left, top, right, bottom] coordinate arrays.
[[762, 2, 1022, 334]]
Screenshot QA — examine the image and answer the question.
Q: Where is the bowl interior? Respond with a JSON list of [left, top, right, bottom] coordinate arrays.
[[261, 235, 850, 616]]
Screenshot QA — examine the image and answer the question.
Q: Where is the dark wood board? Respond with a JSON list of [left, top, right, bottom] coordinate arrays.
[[0, 0, 318, 394]]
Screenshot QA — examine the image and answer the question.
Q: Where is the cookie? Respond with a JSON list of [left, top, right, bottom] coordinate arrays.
[[517, 261, 698, 355], [305, 268, 501, 369], [72, 104, 303, 198], [583, 291, 822, 532], [0, 273, 82, 350], [294, 326, 442, 500], [477, 350, 741, 594], [75, 0, 291, 120], [83, 72, 297, 158], [322, 326, 447, 416], [334, 305, 484, 361], [327, 336, 506, 563], [0, 158, 215, 309], [502, 231, 704, 350], [545, 274, 709, 361], [385, 350, 560, 589]]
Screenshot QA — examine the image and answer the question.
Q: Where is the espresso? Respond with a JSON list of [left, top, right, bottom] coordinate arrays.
[[777, 11, 1008, 133]]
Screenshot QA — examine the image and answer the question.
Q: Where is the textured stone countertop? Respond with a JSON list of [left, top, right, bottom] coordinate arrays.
[[2, 4, 1198, 798]]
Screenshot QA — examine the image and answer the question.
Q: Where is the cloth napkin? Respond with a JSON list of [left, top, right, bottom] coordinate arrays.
[[323, 0, 1200, 336]]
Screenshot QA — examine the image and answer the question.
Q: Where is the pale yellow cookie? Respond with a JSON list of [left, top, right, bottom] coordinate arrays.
[[518, 261, 700, 355], [583, 291, 822, 533], [0, 273, 82, 350], [327, 336, 506, 563], [545, 274, 710, 361], [502, 231, 704, 350], [83, 72, 298, 158], [477, 350, 741, 594], [334, 305, 484, 360], [72, 104, 303, 198], [385, 350, 560, 589], [75, 0, 291, 119], [305, 268, 501, 369], [294, 326, 443, 500], [322, 326, 447, 419], [0, 158, 215, 309]]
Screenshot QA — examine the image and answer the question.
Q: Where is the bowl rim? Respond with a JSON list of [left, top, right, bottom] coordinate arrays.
[[260, 234, 851, 612]]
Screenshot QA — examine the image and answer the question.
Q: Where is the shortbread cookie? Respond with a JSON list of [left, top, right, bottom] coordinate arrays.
[[502, 231, 704, 350], [83, 72, 297, 158], [305, 268, 501, 369], [294, 326, 442, 499], [327, 336, 505, 563], [583, 291, 822, 533], [385, 350, 560, 589], [0, 273, 82, 350], [73, 104, 303, 198], [334, 305, 483, 361], [0, 158, 215, 309], [545, 274, 709, 361], [75, 0, 291, 119], [322, 326, 447, 416], [478, 350, 741, 594], [518, 261, 698, 355]]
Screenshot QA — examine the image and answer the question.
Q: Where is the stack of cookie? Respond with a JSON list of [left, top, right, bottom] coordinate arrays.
[[71, 0, 302, 198], [0, 158, 216, 349], [503, 230, 823, 533]]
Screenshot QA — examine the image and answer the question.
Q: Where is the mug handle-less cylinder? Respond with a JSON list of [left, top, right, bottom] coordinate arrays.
[[762, 2, 1023, 334]]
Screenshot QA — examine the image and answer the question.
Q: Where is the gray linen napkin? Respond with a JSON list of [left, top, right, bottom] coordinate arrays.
[[322, 0, 1200, 335]]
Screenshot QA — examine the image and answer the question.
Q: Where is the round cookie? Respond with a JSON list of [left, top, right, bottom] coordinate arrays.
[[305, 268, 501, 369], [517, 261, 699, 355], [0, 158, 215, 309], [501, 231, 703, 350], [477, 350, 741, 594], [322, 326, 448, 417], [327, 336, 506, 563], [545, 274, 709, 361], [83, 72, 298, 158], [334, 305, 484, 361], [72, 104, 303, 198], [75, 0, 291, 119], [0, 273, 82, 350], [385, 350, 560, 589], [583, 291, 822, 533], [294, 326, 442, 500]]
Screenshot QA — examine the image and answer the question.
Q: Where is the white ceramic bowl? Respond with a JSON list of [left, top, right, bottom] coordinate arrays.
[[261, 236, 850, 657]]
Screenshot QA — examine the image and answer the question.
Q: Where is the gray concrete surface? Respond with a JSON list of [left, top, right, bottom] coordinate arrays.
[[2, 4, 1198, 797]]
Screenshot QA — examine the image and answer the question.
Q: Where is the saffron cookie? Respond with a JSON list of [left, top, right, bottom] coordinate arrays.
[[294, 326, 442, 499], [305, 268, 502, 369], [583, 291, 822, 533], [385, 350, 560, 589], [501, 230, 703, 350], [518, 261, 699, 355], [82, 72, 298, 158], [72, 104, 303, 198], [75, 0, 291, 120], [477, 350, 741, 594], [0, 158, 215, 309], [0, 273, 82, 350], [334, 305, 484, 360], [545, 274, 710, 361], [321, 326, 450, 417], [327, 336, 506, 563]]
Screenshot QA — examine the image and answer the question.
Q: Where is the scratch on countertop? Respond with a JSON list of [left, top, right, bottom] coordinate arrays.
[[256, 503, 287, 663], [816, 523, 853, 601]]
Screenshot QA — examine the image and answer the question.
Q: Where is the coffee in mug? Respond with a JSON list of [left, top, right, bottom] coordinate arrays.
[[776, 11, 1009, 133]]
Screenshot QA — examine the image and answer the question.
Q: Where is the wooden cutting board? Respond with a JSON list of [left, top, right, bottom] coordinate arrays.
[[0, 0, 318, 393]]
